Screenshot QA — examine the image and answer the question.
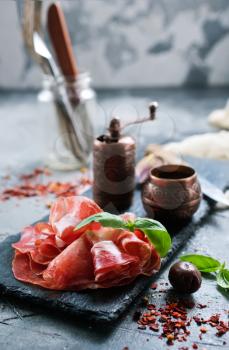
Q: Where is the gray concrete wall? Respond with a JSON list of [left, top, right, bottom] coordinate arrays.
[[0, 0, 229, 89]]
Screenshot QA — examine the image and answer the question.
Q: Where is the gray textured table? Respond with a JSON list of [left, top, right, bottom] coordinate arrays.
[[0, 88, 229, 350]]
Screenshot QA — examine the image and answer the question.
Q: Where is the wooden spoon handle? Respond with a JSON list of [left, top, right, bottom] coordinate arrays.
[[47, 2, 78, 79]]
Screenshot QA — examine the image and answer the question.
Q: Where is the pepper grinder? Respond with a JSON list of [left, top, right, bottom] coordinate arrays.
[[93, 102, 158, 212]]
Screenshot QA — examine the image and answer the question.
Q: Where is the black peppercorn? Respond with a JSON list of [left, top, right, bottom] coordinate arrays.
[[168, 261, 202, 294]]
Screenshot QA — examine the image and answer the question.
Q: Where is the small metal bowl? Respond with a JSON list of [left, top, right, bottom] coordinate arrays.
[[142, 164, 202, 221]]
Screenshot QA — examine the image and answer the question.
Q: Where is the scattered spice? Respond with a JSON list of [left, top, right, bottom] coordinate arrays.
[[216, 321, 229, 337], [199, 326, 207, 333], [0, 167, 92, 202], [135, 298, 229, 346], [151, 282, 158, 290]]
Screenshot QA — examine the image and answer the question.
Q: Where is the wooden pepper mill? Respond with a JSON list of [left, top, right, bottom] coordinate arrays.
[[93, 102, 158, 213]]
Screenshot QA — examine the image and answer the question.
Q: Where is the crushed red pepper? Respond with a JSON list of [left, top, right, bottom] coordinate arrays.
[[136, 297, 229, 346], [0, 167, 92, 202], [150, 282, 158, 290]]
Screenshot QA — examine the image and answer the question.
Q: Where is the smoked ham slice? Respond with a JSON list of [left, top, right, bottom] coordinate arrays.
[[12, 196, 161, 290]]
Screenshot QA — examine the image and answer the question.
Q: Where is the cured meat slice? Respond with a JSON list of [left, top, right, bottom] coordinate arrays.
[[87, 228, 160, 285], [12, 224, 60, 265], [42, 235, 95, 290], [12, 196, 162, 291], [116, 230, 160, 274], [13, 226, 160, 290], [12, 251, 50, 288], [91, 240, 140, 286], [49, 196, 102, 245]]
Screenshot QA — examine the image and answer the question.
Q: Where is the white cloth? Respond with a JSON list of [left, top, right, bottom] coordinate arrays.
[[208, 99, 229, 129], [164, 131, 229, 160]]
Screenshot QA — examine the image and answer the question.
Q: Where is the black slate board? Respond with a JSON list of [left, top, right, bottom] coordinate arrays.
[[1, 157, 229, 323], [0, 190, 210, 323]]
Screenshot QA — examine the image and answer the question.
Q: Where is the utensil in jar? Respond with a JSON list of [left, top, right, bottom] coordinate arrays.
[[33, 32, 60, 78], [47, 2, 94, 156], [47, 2, 78, 79], [33, 32, 86, 162]]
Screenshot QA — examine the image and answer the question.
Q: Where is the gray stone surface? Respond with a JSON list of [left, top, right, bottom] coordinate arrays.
[[0, 89, 229, 349]]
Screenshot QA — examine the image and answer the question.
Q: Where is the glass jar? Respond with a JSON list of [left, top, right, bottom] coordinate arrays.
[[41, 72, 96, 170]]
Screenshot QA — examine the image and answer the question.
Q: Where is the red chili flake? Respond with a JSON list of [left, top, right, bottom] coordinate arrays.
[[200, 326, 207, 333], [147, 316, 156, 322], [159, 315, 169, 323], [0, 167, 92, 202], [215, 321, 229, 336], [166, 333, 174, 343], [20, 167, 51, 181], [172, 312, 182, 319], [134, 296, 229, 347], [193, 316, 202, 325], [207, 314, 220, 325], [192, 345, 198, 350], [150, 323, 159, 332], [151, 282, 158, 290], [147, 304, 156, 310]]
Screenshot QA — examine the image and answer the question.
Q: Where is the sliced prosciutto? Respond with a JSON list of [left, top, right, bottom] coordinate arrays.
[[12, 196, 163, 291], [49, 196, 102, 246]]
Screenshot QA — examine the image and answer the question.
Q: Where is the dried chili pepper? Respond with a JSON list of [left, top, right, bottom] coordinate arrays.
[[0, 167, 92, 202], [135, 297, 229, 346]]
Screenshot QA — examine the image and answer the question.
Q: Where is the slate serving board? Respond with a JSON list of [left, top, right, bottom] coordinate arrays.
[[0, 158, 228, 323], [0, 193, 210, 323]]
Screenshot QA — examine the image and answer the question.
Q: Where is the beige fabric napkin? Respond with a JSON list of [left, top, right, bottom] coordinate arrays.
[[165, 131, 229, 160]]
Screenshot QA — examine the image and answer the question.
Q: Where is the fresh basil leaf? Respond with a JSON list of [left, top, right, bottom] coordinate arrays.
[[75, 212, 126, 231], [134, 218, 171, 258], [75, 213, 171, 258], [180, 254, 221, 273], [216, 268, 229, 289], [141, 228, 171, 258], [134, 218, 166, 230]]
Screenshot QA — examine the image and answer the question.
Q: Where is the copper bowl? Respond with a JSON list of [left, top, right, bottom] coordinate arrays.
[[142, 164, 202, 221]]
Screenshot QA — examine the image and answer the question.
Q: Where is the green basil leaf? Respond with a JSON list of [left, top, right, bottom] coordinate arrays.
[[180, 254, 221, 273], [75, 213, 171, 258], [134, 218, 166, 230], [134, 218, 171, 258], [216, 268, 229, 289], [75, 212, 126, 231]]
